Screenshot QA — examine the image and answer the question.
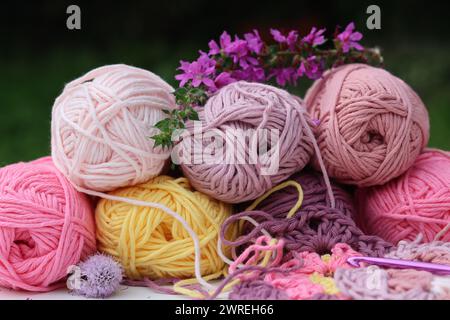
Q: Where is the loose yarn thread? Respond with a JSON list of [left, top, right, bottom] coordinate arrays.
[[220, 171, 392, 259]]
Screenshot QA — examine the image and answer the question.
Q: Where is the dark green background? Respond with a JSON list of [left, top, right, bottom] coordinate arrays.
[[1, 0, 449, 166]]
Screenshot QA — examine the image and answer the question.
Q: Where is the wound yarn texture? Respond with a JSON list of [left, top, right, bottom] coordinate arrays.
[[305, 64, 429, 187], [51, 64, 177, 192], [0, 157, 96, 292], [356, 149, 450, 243], [180, 81, 314, 203], [95, 175, 237, 281]]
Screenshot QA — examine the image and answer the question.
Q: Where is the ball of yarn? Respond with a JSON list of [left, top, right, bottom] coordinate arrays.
[[70, 253, 123, 299], [304, 64, 429, 187], [180, 81, 314, 203], [355, 149, 450, 243], [95, 175, 236, 280], [0, 157, 96, 292], [51, 64, 177, 192]]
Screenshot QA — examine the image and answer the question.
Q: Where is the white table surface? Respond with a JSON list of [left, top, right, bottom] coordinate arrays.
[[0, 285, 191, 300]]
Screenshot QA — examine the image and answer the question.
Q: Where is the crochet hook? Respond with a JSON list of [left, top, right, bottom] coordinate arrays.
[[347, 256, 450, 275]]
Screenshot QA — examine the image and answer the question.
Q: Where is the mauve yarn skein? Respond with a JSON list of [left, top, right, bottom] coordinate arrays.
[[180, 81, 315, 203], [0, 157, 96, 292], [304, 64, 429, 187], [51, 64, 177, 192], [356, 149, 450, 243]]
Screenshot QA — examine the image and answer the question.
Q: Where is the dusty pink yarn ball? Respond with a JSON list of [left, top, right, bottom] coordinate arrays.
[[355, 149, 450, 244], [51, 64, 177, 192], [0, 157, 96, 292], [179, 81, 314, 203], [305, 64, 429, 187]]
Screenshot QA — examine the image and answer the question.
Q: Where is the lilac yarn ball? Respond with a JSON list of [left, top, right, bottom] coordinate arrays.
[[180, 81, 315, 203], [72, 254, 123, 299]]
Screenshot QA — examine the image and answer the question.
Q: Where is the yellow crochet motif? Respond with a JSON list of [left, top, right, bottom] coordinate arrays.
[[309, 272, 340, 295]]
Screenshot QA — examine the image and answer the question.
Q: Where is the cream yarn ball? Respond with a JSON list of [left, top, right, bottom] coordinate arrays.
[[51, 64, 176, 192]]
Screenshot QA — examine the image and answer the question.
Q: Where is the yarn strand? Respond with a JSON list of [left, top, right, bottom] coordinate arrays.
[[76, 185, 214, 290]]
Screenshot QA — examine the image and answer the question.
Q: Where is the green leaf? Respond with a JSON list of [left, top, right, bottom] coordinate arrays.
[[188, 109, 199, 121]]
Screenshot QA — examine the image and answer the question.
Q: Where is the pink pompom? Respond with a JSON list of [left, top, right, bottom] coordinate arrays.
[[355, 149, 450, 244], [0, 157, 96, 292]]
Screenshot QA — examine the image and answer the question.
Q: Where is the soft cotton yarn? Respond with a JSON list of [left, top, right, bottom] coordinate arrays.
[[221, 171, 392, 258], [51, 64, 177, 192], [356, 149, 450, 243], [335, 238, 450, 300], [180, 81, 316, 203], [304, 64, 429, 187], [0, 157, 96, 292], [95, 175, 236, 281]]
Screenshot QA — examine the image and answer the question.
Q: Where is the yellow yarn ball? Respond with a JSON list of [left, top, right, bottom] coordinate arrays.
[[95, 175, 236, 280]]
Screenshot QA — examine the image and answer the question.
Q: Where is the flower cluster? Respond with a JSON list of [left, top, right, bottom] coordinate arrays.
[[153, 22, 383, 147], [175, 22, 375, 93]]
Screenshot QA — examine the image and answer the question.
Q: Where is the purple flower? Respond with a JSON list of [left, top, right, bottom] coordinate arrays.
[[208, 31, 232, 55], [298, 56, 324, 80], [268, 67, 298, 86], [70, 254, 123, 299], [270, 29, 298, 50], [233, 66, 266, 82], [214, 72, 236, 89], [303, 27, 326, 46], [175, 52, 217, 91], [224, 36, 250, 65], [336, 22, 364, 53], [244, 30, 264, 54]]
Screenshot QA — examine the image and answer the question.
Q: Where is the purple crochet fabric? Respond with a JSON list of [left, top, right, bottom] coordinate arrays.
[[256, 170, 356, 218], [229, 280, 289, 300], [221, 171, 392, 259]]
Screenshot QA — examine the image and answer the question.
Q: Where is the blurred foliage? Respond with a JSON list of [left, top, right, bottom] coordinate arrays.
[[0, 0, 449, 165]]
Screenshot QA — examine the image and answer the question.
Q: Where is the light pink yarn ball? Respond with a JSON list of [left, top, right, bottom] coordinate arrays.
[[356, 149, 450, 244], [305, 64, 429, 187], [0, 157, 96, 292], [51, 64, 177, 192], [180, 81, 314, 203]]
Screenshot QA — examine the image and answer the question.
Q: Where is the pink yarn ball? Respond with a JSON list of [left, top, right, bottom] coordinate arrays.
[[0, 157, 96, 292], [180, 81, 314, 203], [51, 64, 177, 192], [355, 149, 450, 244], [305, 64, 429, 187]]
